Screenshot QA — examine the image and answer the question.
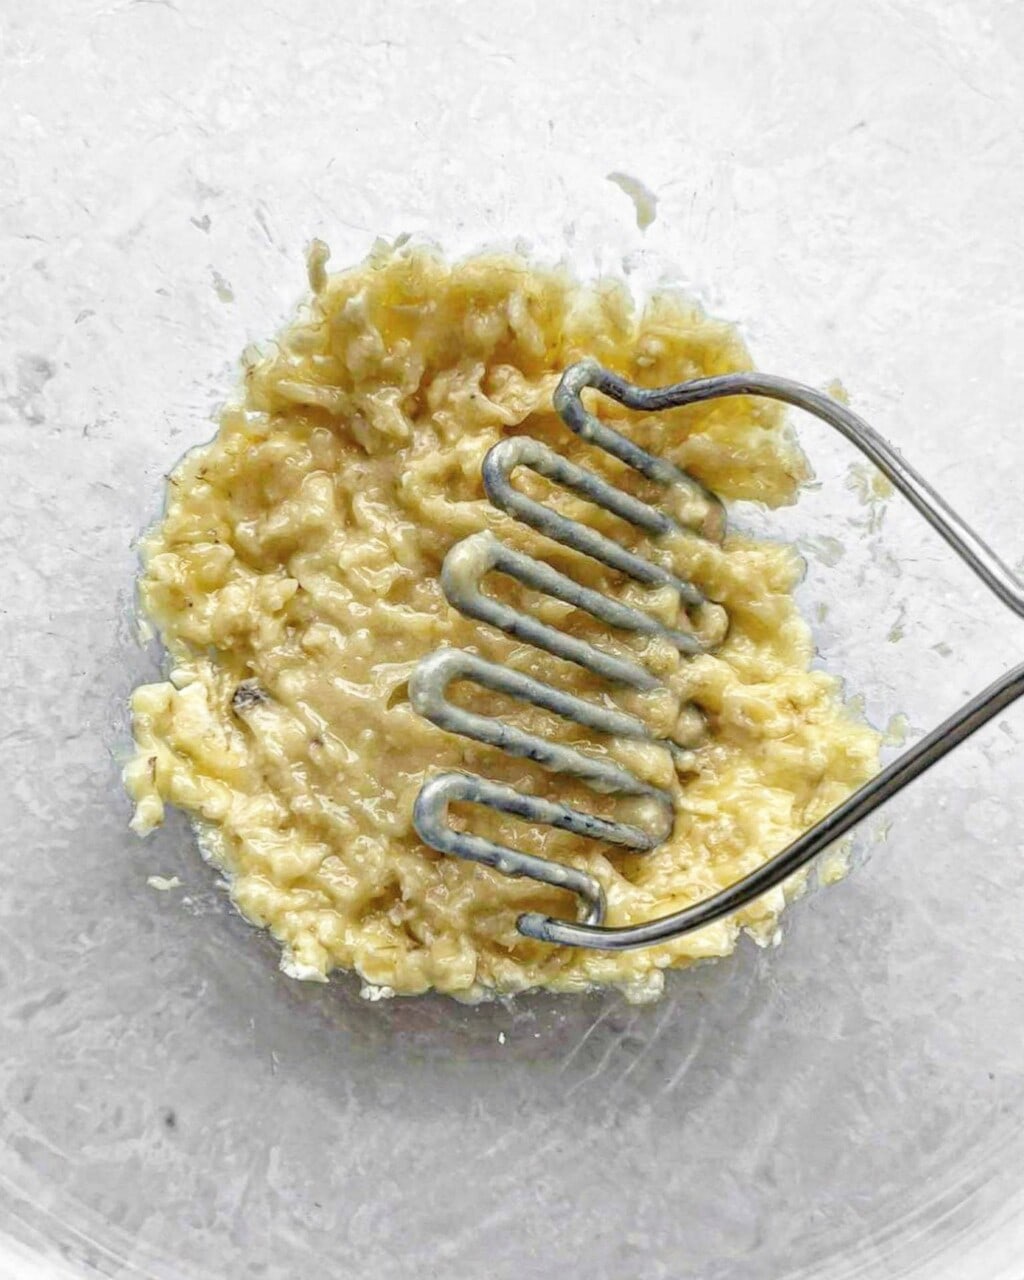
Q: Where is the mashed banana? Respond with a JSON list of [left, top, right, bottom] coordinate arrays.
[[124, 241, 879, 1001]]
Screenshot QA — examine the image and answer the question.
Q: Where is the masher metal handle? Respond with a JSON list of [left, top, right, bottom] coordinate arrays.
[[415, 360, 1024, 950]]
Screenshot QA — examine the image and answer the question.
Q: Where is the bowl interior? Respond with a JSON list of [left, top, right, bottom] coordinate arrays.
[[3, 3, 1024, 1276]]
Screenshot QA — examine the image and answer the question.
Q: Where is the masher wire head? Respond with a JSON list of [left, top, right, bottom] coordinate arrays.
[[411, 358, 1024, 951]]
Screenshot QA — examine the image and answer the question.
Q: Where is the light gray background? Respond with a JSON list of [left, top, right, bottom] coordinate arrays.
[[2, 1, 1023, 1276]]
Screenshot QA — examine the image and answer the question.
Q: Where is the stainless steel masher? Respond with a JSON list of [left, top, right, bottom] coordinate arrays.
[[409, 358, 1024, 950]]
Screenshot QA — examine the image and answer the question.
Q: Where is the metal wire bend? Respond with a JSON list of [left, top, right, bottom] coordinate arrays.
[[422, 359, 1024, 950]]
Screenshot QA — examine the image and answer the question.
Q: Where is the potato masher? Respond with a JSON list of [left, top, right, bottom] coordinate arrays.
[[410, 358, 1024, 950]]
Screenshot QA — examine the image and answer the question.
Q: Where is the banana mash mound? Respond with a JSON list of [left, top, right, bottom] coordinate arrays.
[[125, 242, 879, 1001]]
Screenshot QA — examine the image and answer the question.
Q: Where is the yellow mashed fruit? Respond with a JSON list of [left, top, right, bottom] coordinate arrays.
[[124, 241, 879, 1002]]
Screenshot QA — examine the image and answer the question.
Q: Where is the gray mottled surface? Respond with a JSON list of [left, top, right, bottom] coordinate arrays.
[[2, 1, 1024, 1276]]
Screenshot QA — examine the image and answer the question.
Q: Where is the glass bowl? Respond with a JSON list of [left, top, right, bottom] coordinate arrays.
[[3, 3, 1023, 1276]]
